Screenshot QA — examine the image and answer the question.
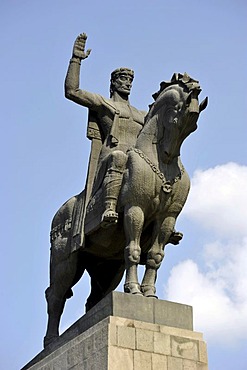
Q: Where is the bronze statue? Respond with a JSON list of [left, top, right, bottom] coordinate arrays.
[[44, 33, 208, 348]]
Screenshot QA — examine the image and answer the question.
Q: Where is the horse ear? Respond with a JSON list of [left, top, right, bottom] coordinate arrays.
[[199, 97, 208, 113]]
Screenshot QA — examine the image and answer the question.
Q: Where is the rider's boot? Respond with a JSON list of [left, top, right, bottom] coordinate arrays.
[[100, 150, 127, 228], [100, 170, 122, 228]]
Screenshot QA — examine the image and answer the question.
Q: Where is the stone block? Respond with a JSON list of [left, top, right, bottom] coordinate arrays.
[[53, 355, 68, 370], [112, 292, 154, 323], [91, 349, 108, 370], [171, 336, 199, 361], [151, 353, 168, 370], [160, 325, 203, 341], [93, 324, 108, 351], [198, 340, 208, 363], [108, 323, 117, 346], [196, 363, 209, 370], [40, 365, 52, 370], [153, 331, 171, 355], [182, 359, 197, 370], [136, 328, 154, 352], [67, 343, 83, 367], [110, 316, 135, 328], [83, 336, 94, 359], [133, 350, 152, 370], [73, 291, 193, 333], [167, 356, 183, 370], [133, 320, 160, 332], [117, 325, 136, 349], [108, 347, 133, 370], [154, 299, 193, 330]]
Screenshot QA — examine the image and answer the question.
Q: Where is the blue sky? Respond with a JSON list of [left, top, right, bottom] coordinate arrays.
[[2, 1, 247, 369]]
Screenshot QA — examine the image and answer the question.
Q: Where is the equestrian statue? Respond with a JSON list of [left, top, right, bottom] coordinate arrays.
[[44, 33, 208, 347]]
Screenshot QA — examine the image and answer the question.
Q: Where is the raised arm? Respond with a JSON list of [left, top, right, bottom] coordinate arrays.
[[65, 33, 101, 109]]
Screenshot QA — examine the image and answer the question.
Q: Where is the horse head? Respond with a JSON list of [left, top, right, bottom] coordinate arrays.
[[148, 73, 208, 164]]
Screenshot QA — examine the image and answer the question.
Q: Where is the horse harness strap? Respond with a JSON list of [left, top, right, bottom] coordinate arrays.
[[129, 148, 184, 194]]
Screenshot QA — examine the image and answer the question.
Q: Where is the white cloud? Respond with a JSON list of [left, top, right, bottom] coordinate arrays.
[[183, 162, 247, 239], [165, 163, 247, 346]]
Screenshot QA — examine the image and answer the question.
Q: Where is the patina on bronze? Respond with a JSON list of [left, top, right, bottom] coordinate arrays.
[[44, 33, 208, 348]]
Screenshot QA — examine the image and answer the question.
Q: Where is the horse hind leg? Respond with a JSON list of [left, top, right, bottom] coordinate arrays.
[[44, 195, 84, 348], [85, 258, 125, 312], [44, 247, 84, 348], [44, 285, 67, 348], [123, 205, 144, 295]]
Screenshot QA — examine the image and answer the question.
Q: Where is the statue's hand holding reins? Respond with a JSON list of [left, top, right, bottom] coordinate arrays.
[[72, 33, 91, 60]]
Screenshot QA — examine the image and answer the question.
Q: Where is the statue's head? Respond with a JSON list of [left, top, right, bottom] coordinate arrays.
[[110, 67, 134, 97]]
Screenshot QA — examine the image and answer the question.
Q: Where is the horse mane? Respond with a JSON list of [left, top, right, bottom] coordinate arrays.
[[152, 72, 201, 101]]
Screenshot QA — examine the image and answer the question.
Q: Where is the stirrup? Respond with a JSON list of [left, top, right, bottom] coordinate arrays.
[[100, 209, 118, 228]]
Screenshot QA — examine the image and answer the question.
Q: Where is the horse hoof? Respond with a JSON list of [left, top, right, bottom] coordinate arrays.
[[124, 282, 142, 295], [43, 335, 58, 348], [141, 285, 158, 298], [144, 292, 158, 299]]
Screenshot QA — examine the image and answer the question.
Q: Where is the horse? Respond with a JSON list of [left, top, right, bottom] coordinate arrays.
[[44, 73, 208, 347]]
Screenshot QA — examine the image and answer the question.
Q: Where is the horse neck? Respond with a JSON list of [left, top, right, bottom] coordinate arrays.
[[135, 110, 183, 177], [162, 156, 184, 181], [135, 114, 159, 163]]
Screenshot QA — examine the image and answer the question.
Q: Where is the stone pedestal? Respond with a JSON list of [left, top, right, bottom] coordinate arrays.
[[22, 292, 208, 370]]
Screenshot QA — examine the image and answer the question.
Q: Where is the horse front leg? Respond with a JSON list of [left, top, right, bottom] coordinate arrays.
[[123, 205, 144, 295], [141, 215, 176, 297], [141, 241, 164, 298]]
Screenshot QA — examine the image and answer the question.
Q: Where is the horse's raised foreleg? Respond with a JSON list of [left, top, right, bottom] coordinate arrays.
[[141, 215, 176, 297], [123, 205, 144, 295]]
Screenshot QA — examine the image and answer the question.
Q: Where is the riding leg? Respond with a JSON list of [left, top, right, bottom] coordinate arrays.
[[124, 205, 144, 295]]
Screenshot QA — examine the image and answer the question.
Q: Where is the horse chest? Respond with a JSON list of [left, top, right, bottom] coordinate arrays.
[[149, 172, 188, 218], [152, 187, 172, 212]]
